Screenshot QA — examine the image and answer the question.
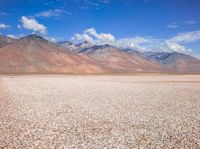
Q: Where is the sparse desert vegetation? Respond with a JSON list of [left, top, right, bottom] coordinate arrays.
[[0, 75, 200, 148]]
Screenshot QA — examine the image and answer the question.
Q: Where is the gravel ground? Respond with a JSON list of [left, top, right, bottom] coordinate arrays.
[[0, 75, 200, 148]]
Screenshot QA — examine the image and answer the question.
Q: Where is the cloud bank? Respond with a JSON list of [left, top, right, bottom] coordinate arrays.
[[72, 28, 115, 43], [7, 34, 25, 39], [0, 23, 10, 29], [34, 9, 71, 19], [72, 28, 200, 53], [19, 16, 47, 34]]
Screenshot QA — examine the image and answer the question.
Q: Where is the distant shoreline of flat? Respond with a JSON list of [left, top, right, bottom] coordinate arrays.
[[1, 72, 200, 76]]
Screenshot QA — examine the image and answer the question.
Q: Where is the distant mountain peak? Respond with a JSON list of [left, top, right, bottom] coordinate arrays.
[[76, 41, 91, 46], [78, 43, 120, 54], [121, 48, 140, 54], [19, 34, 49, 43], [0, 34, 16, 40], [58, 41, 73, 46], [0, 34, 17, 48], [89, 44, 113, 49], [24, 34, 45, 40]]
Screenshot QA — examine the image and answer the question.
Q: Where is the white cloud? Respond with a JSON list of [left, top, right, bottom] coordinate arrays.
[[167, 22, 179, 29], [71, 28, 200, 53], [71, 28, 153, 51], [20, 16, 47, 34], [115, 37, 151, 51], [167, 20, 196, 29], [168, 31, 200, 43], [29, 0, 111, 10], [17, 24, 21, 29], [72, 28, 115, 44], [101, 0, 110, 4], [185, 20, 196, 25], [84, 28, 115, 42], [75, 0, 111, 9], [164, 41, 192, 53], [44, 36, 57, 42], [72, 33, 94, 42], [163, 31, 200, 53], [0, 23, 10, 29], [7, 34, 16, 38], [7, 34, 25, 39], [34, 9, 71, 19]]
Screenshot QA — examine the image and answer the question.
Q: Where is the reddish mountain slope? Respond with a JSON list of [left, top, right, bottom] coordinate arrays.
[[0, 35, 105, 74], [0, 35, 16, 48], [0, 35, 199, 74], [79, 45, 161, 73], [142, 52, 200, 73]]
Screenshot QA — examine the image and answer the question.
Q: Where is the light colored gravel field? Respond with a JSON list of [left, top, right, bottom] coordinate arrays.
[[0, 75, 200, 148]]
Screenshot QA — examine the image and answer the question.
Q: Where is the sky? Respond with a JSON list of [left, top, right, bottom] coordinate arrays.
[[0, 0, 200, 57]]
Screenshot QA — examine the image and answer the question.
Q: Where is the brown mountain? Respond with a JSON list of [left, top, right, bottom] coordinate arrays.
[[0, 35, 105, 74], [57, 41, 92, 52], [142, 52, 200, 73], [0, 35, 199, 74], [79, 44, 161, 73], [0, 35, 16, 48]]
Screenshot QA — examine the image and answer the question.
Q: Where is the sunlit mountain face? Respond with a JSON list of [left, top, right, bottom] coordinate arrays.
[[0, 0, 200, 74]]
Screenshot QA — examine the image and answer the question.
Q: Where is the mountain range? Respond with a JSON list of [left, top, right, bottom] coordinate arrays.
[[0, 34, 200, 74]]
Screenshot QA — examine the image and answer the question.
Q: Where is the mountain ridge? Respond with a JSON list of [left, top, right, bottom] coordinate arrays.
[[0, 34, 199, 74], [0, 34, 17, 48], [0, 35, 106, 74]]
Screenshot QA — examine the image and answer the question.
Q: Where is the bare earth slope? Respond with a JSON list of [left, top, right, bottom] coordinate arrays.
[[161, 53, 200, 73], [0, 35, 16, 48], [143, 52, 200, 73], [80, 45, 161, 73], [0, 75, 200, 148], [0, 35, 105, 74]]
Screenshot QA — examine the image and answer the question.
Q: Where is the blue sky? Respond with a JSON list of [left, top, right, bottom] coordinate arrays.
[[0, 0, 200, 57]]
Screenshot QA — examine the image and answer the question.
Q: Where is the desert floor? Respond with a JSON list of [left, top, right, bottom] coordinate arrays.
[[0, 75, 200, 148]]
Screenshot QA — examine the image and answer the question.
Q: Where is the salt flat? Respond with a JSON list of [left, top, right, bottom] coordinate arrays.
[[0, 75, 200, 148]]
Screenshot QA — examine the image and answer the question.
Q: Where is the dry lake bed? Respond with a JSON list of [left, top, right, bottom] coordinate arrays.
[[0, 75, 200, 148]]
